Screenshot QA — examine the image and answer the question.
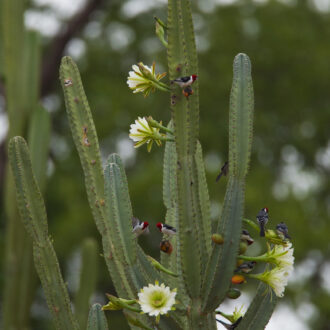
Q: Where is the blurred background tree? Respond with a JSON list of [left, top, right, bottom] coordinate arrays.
[[0, 0, 329, 329]]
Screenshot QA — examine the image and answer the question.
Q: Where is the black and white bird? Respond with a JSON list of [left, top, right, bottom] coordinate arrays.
[[241, 229, 254, 245], [276, 222, 291, 240], [132, 217, 149, 237], [171, 75, 198, 88], [256, 207, 269, 237], [156, 222, 177, 236], [235, 261, 256, 274]]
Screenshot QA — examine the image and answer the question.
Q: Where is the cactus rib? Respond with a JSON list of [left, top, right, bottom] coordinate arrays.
[[9, 137, 79, 330]]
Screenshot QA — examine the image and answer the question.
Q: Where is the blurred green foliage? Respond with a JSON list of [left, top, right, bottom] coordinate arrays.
[[1, 0, 330, 329]]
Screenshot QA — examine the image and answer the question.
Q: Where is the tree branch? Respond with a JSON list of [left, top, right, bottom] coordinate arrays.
[[41, 0, 105, 96]]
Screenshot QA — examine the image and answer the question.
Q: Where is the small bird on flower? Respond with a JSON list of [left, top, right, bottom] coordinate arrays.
[[132, 217, 149, 237], [156, 222, 177, 236], [240, 229, 254, 246], [171, 75, 198, 88], [256, 207, 269, 237], [234, 261, 256, 274], [276, 222, 291, 240]]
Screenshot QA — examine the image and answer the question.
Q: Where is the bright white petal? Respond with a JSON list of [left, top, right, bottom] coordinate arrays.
[[138, 282, 176, 318]]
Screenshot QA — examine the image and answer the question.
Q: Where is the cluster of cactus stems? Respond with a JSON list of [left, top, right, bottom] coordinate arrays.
[[7, 0, 295, 329]]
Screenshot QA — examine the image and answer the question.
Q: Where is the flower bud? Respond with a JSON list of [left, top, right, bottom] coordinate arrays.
[[239, 242, 248, 254], [211, 233, 224, 244], [226, 288, 241, 299]]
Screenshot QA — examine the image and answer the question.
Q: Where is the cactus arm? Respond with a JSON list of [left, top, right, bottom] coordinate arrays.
[[168, 0, 208, 301], [161, 134, 178, 272], [87, 304, 109, 330], [59, 56, 105, 233], [27, 105, 51, 191], [201, 53, 254, 312], [195, 141, 212, 256], [74, 238, 99, 329], [59, 57, 134, 299], [236, 283, 277, 330], [9, 137, 79, 330], [104, 162, 136, 265], [2, 0, 25, 137], [2, 6, 41, 326]]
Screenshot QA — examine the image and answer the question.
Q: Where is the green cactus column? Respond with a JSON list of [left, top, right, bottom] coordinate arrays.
[[1, 0, 47, 325], [9, 137, 79, 330], [201, 53, 254, 312]]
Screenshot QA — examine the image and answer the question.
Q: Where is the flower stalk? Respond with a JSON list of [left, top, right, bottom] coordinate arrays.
[[239, 243, 294, 271], [102, 294, 140, 312], [146, 117, 174, 135]]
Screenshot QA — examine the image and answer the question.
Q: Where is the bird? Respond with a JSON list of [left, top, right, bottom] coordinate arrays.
[[171, 75, 198, 88], [132, 217, 149, 237], [276, 222, 291, 240], [256, 207, 269, 237], [234, 261, 256, 274], [156, 222, 177, 236], [216, 161, 229, 182], [241, 229, 254, 245]]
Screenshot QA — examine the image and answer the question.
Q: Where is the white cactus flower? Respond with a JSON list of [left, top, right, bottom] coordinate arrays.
[[129, 117, 162, 152], [138, 281, 176, 322], [250, 266, 292, 298], [271, 242, 294, 272], [127, 62, 167, 96]]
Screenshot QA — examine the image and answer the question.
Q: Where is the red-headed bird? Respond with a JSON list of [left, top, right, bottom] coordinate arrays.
[[156, 222, 177, 236], [132, 217, 149, 237], [171, 75, 198, 88]]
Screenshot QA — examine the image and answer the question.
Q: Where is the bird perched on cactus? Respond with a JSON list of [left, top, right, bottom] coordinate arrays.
[[276, 222, 291, 240], [241, 229, 254, 245], [171, 74, 198, 88], [235, 261, 256, 274], [156, 222, 176, 236], [256, 207, 269, 237], [132, 217, 149, 237]]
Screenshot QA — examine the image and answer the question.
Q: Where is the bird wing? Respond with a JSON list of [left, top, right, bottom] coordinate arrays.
[[174, 76, 191, 82], [132, 217, 139, 228], [164, 224, 176, 232]]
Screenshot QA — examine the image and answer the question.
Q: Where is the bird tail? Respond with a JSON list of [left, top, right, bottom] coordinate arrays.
[[259, 224, 265, 237]]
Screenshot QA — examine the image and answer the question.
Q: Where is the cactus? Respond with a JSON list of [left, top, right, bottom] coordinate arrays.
[[1, 0, 48, 326], [7, 0, 294, 329], [74, 238, 99, 329], [87, 304, 109, 330], [9, 137, 79, 330]]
